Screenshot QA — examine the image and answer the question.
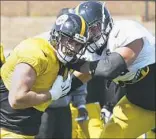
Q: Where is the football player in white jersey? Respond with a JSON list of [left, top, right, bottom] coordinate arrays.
[[75, 1, 155, 138]]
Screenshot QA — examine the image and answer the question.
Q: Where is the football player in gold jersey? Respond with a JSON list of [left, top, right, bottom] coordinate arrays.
[[0, 44, 5, 68], [0, 13, 89, 139], [0, 44, 6, 79]]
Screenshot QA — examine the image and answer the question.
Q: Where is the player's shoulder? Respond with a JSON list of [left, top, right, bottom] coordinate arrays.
[[108, 20, 145, 50], [114, 20, 140, 32], [114, 20, 140, 29], [112, 20, 141, 36], [34, 31, 51, 41], [14, 37, 51, 60], [17, 37, 50, 50], [15, 36, 58, 64]]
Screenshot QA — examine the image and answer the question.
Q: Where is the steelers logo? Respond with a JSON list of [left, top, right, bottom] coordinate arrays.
[[56, 14, 68, 25]]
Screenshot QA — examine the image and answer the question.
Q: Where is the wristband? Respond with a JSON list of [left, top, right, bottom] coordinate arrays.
[[70, 75, 83, 92]]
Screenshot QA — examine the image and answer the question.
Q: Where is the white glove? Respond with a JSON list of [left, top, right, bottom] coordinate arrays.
[[60, 73, 72, 97], [49, 73, 72, 100], [101, 107, 112, 124]]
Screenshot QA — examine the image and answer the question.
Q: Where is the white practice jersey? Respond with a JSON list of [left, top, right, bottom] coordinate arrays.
[[106, 20, 155, 83]]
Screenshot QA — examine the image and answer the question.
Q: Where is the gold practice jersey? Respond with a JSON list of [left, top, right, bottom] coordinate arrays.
[[1, 38, 59, 111], [0, 44, 6, 78], [0, 44, 5, 66], [0, 38, 59, 136], [0, 38, 60, 135]]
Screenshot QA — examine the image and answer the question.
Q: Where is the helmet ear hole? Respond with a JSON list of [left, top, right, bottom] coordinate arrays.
[[49, 30, 60, 48]]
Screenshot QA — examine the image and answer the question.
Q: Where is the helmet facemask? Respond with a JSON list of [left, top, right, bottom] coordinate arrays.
[[87, 21, 107, 53], [88, 19, 113, 53], [81, 2, 113, 53], [54, 31, 88, 64], [50, 13, 89, 64]]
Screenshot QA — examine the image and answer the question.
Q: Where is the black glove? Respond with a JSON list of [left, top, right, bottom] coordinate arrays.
[[76, 107, 89, 122]]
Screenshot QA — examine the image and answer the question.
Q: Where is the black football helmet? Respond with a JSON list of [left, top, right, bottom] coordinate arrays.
[[56, 8, 74, 18], [75, 1, 113, 53], [50, 13, 89, 64]]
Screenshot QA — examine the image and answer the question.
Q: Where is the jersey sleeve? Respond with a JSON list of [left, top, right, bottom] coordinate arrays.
[[108, 20, 147, 53], [116, 20, 147, 47], [0, 44, 6, 66], [15, 39, 48, 76]]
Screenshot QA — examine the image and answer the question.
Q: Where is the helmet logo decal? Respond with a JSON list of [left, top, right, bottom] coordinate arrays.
[[56, 14, 68, 25]]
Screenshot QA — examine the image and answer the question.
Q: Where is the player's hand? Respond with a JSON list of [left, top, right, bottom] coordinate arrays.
[[101, 105, 112, 124], [76, 106, 89, 122]]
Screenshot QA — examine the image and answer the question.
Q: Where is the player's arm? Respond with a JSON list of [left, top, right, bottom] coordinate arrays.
[[73, 70, 92, 83], [71, 83, 88, 122], [114, 38, 143, 67], [90, 39, 143, 79], [71, 83, 87, 108], [70, 71, 91, 92], [8, 63, 51, 109]]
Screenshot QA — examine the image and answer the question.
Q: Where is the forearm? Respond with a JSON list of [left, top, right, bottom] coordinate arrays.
[[72, 95, 86, 108], [92, 39, 143, 79], [74, 71, 92, 83], [90, 52, 128, 79], [9, 90, 51, 109], [70, 71, 91, 92], [71, 84, 87, 107]]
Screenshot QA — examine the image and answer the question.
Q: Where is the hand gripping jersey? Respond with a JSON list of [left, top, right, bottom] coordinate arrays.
[[106, 20, 155, 84]]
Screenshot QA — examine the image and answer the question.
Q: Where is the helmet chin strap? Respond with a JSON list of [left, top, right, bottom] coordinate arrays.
[[95, 35, 106, 47], [56, 46, 73, 64]]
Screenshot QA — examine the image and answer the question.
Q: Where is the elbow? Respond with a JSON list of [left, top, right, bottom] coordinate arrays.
[[8, 97, 19, 109], [90, 61, 115, 79], [94, 69, 110, 79], [8, 96, 19, 109], [8, 93, 23, 109], [94, 68, 118, 79]]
